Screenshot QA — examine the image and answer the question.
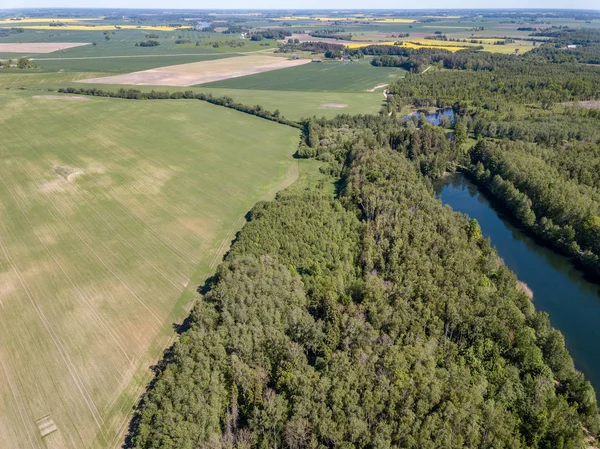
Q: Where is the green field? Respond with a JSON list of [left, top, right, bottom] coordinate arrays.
[[0, 71, 112, 88], [198, 87, 387, 118], [29, 52, 236, 73], [6, 74, 387, 120], [202, 58, 406, 91], [50, 84, 386, 119], [0, 28, 276, 61], [0, 90, 300, 449]]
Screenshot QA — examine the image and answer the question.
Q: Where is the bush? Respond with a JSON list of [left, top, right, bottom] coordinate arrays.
[[138, 40, 160, 47]]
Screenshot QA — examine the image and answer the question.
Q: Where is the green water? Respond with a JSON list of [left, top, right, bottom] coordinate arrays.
[[435, 173, 600, 394]]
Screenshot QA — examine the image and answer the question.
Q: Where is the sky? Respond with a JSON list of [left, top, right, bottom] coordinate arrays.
[[2, 0, 598, 10]]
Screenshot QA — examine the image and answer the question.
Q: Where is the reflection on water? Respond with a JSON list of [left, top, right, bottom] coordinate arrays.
[[435, 173, 600, 395], [403, 108, 455, 126]]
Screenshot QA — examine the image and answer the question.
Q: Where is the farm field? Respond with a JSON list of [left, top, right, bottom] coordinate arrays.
[[0, 71, 111, 88], [32, 77, 387, 119], [30, 53, 237, 74], [0, 42, 90, 53], [0, 28, 276, 60], [18, 25, 181, 31], [0, 90, 300, 449], [78, 54, 311, 86], [0, 17, 104, 24], [197, 87, 387, 117], [202, 58, 406, 91]]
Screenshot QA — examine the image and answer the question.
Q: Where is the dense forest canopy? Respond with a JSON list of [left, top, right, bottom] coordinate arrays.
[[128, 137, 599, 449], [124, 24, 600, 449], [377, 29, 600, 275]]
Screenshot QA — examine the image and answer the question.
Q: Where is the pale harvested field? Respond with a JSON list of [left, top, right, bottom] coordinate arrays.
[[0, 90, 299, 449], [0, 43, 90, 53], [78, 55, 311, 87]]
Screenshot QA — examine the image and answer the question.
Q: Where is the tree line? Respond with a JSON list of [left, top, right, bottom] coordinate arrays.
[[55, 87, 301, 129]]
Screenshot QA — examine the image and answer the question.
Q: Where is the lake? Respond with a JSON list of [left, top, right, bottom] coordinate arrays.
[[403, 108, 455, 126], [435, 173, 600, 394]]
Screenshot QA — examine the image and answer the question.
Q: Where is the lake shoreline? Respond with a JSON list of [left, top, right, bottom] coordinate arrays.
[[435, 172, 600, 395], [454, 168, 600, 286]]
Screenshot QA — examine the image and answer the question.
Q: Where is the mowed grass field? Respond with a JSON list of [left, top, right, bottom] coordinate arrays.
[[0, 90, 300, 449], [203, 58, 406, 91]]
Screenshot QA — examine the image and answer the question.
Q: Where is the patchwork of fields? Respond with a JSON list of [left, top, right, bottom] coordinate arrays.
[[78, 54, 311, 86], [2, 10, 596, 449], [0, 90, 299, 449], [32, 53, 236, 74], [202, 58, 406, 91]]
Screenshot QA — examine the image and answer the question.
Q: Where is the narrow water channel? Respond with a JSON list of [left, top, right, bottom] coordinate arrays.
[[435, 173, 600, 394]]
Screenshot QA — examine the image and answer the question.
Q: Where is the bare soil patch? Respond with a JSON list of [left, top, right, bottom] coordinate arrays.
[[78, 55, 312, 87], [0, 42, 89, 53], [322, 103, 348, 108], [33, 95, 90, 101], [561, 100, 600, 109], [53, 165, 84, 182]]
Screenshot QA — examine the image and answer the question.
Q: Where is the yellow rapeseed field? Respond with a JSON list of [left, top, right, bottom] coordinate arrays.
[[343, 38, 532, 54], [344, 41, 465, 51], [345, 41, 397, 49], [402, 41, 467, 51]]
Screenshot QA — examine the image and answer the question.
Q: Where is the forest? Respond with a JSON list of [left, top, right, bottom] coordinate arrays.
[[380, 30, 600, 275], [128, 124, 598, 449], [121, 25, 600, 449]]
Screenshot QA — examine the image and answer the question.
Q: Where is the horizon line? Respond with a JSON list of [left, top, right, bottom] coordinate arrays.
[[3, 6, 600, 10]]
